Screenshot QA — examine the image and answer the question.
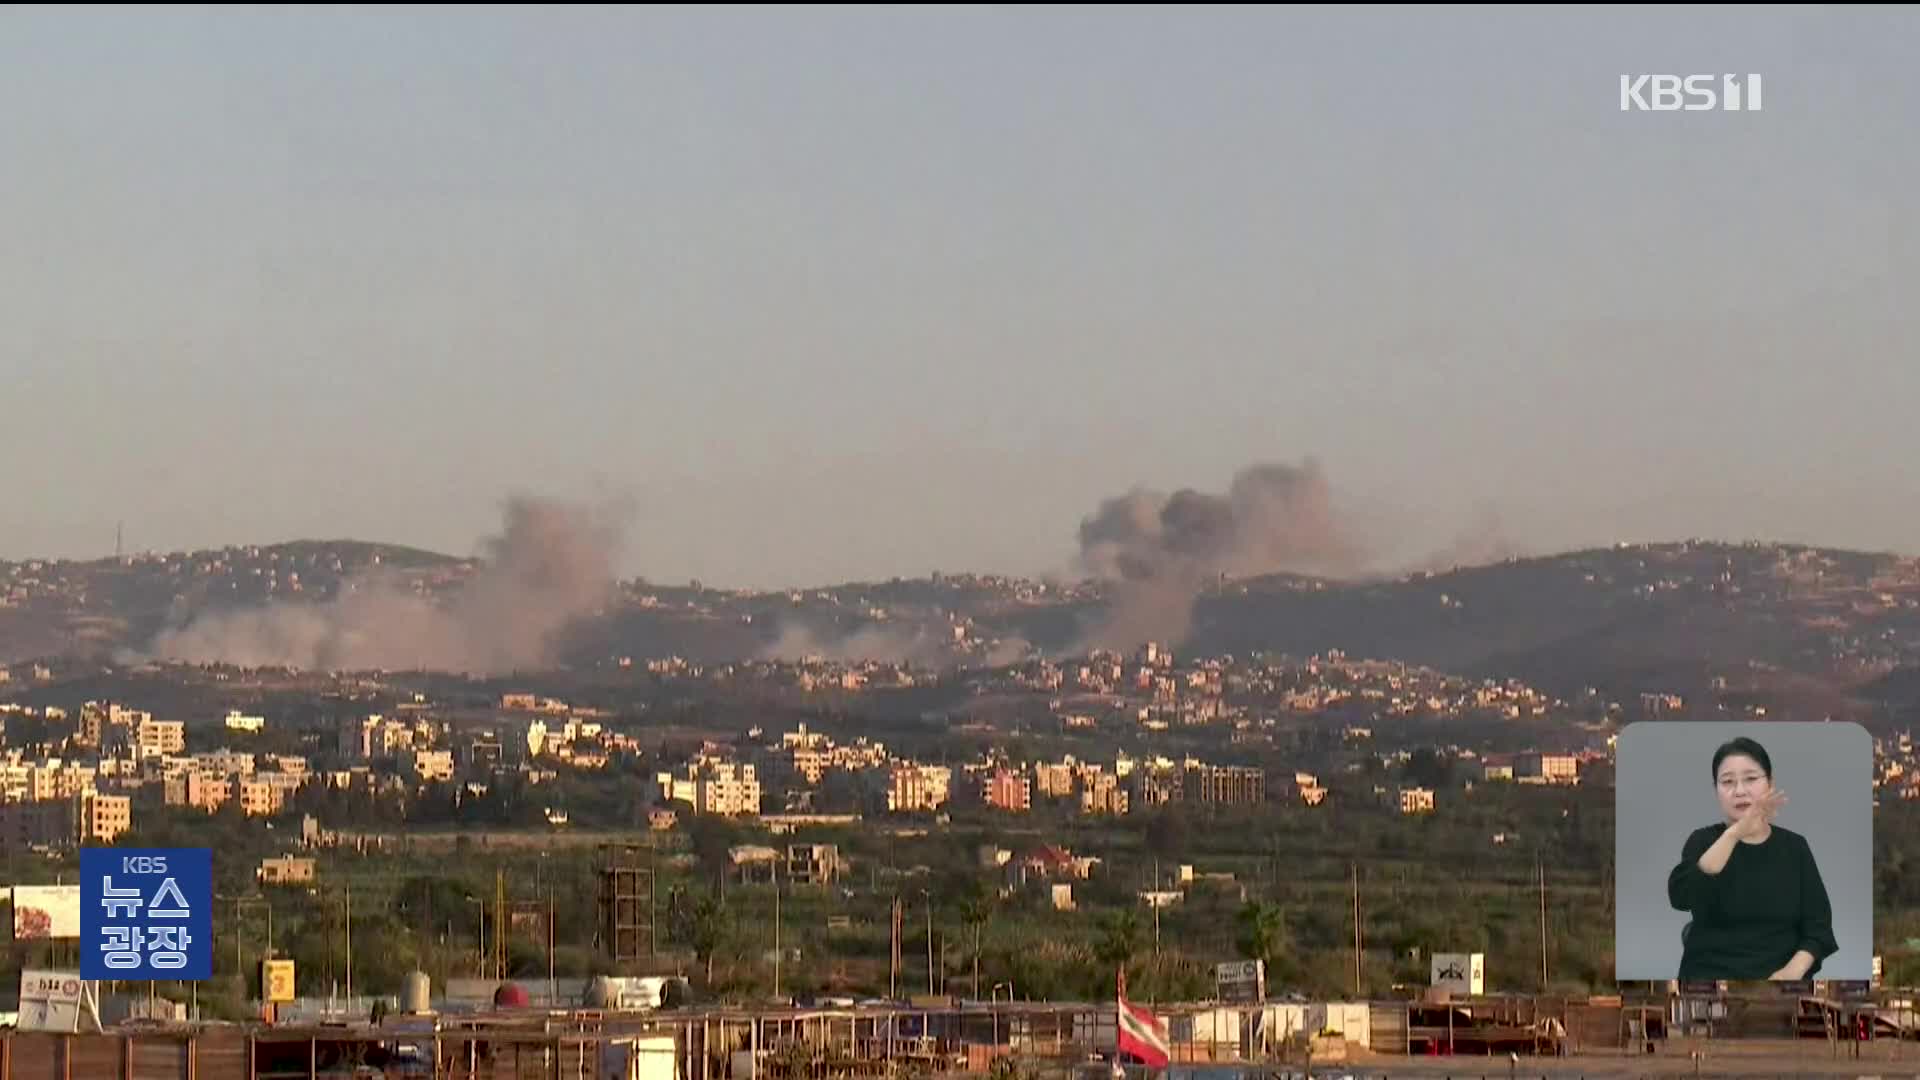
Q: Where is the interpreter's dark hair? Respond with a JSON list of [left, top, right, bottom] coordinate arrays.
[[1712, 737, 1773, 781]]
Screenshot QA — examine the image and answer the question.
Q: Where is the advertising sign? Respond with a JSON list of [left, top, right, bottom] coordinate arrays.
[[12, 885, 82, 940]]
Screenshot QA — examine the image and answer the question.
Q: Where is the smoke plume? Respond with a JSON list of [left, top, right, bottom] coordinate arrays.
[[1074, 460, 1367, 651], [760, 622, 949, 666], [146, 495, 627, 674]]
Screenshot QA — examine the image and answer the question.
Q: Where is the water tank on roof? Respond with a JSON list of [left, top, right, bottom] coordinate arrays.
[[402, 971, 431, 1015]]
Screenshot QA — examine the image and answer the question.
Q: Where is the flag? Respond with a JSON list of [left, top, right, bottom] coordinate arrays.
[[1116, 967, 1170, 1068]]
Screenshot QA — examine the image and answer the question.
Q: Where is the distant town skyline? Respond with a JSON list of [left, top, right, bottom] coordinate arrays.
[[4, 8, 1918, 589]]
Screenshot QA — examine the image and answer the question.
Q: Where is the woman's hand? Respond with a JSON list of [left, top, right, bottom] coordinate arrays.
[[1770, 951, 1816, 980], [1729, 789, 1788, 841]]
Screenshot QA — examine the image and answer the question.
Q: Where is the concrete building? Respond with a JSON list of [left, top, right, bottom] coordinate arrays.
[[165, 771, 231, 812], [1080, 771, 1130, 815], [405, 750, 456, 784], [1518, 753, 1579, 785], [1186, 764, 1265, 806], [691, 762, 761, 816], [983, 768, 1032, 812], [258, 856, 317, 886], [785, 844, 842, 886], [80, 792, 131, 844], [1033, 761, 1076, 799], [1132, 767, 1183, 808], [886, 765, 952, 813], [0, 800, 75, 852], [234, 777, 287, 817], [136, 717, 186, 758]]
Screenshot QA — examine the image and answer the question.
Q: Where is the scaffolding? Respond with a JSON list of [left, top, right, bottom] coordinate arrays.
[[599, 841, 657, 965]]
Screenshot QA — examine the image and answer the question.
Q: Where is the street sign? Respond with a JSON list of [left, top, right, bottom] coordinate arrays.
[[80, 848, 213, 981], [263, 959, 296, 1003]]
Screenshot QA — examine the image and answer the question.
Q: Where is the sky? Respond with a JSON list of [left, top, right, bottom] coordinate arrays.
[[3, 7, 1918, 589]]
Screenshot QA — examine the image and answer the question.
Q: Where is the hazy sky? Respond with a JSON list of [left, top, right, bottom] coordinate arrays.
[[4, 7, 1917, 588]]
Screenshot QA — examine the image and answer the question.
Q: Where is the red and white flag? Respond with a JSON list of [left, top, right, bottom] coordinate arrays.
[[1116, 968, 1170, 1069]]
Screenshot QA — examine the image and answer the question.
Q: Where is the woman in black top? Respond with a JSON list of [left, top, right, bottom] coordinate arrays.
[[1667, 737, 1839, 980]]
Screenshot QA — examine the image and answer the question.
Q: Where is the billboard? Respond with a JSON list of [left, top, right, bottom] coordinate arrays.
[[18, 970, 97, 1033], [1430, 952, 1485, 995], [12, 886, 82, 940], [1214, 959, 1265, 1003]]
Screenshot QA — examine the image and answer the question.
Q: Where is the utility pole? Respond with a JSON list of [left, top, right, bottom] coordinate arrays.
[[889, 896, 902, 999], [493, 868, 507, 983], [1351, 862, 1362, 997], [925, 891, 935, 997], [1152, 857, 1161, 955], [773, 862, 783, 1000], [344, 883, 353, 1004], [1538, 855, 1549, 992]]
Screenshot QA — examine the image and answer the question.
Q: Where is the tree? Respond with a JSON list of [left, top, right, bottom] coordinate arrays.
[[1236, 901, 1287, 966], [688, 894, 732, 985], [1404, 748, 1454, 790], [687, 817, 742, 887], [956, 877, 997, 998], [1096, 908, 1142, 971], [1143, 810, 1190, 864]]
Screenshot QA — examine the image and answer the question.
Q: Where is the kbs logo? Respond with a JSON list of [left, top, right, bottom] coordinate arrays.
[[1620, 74, 1763, 112]]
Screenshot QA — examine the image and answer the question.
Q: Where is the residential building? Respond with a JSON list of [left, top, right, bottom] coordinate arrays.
[[80, 792, 131, 844], [258, 856, 317, 886], [1019, 846, 1100, 882], [224, 711, 266, 734], [1080, 772, 1130, 816], [0, 800, 74, 852], [405, 750, 456, 784], [1033, 761, 1076, 799], [1519, 753, 1580, 785], [1186, 764, 1265, 806], [193, 750, 256, 777], [691, 762, 761, 816], [983, 768, 1032, 812], [1399, 787, 1436, 815], [1132, 767, 1183, 808], [235, 777, 286, 817], [886, 765, 951, 813], [165, 771, 231, 812], [786, 843, 842, 886], [136, 717, 186, 758]]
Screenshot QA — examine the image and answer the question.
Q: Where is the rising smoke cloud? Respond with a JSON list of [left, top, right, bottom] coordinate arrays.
[[759, 621, 953, 666], [1073, 460, 1515, 652], [146, 495, 628, 674], [1074, 459, 1366, 652]]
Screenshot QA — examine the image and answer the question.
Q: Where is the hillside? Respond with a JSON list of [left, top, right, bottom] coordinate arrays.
[[5, 539, 1920, 710]]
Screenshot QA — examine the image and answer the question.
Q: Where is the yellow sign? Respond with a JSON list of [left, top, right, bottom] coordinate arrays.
[[263, 959, 296, 1003]]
